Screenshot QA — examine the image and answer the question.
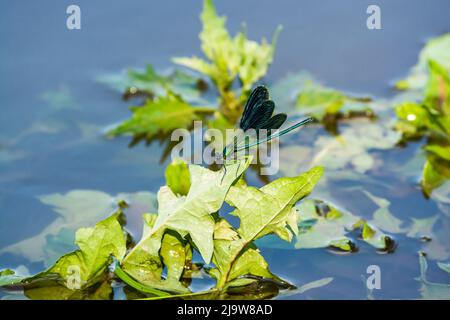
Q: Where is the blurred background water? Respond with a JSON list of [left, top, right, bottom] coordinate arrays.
[[1, 0, 449, 299]]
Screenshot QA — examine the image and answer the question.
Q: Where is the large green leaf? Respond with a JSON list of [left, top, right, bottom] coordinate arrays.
[[0, 213, 126, 291], [41, 212, 126, 288], [108, 93, 214, 138], [121, 160, 250, 290], [211, 167, 323, 289]]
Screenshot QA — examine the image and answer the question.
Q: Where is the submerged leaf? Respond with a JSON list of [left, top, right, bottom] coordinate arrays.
[[417, 253, 450, 300], [0, 190, 156, 266], [395, 34, 450, 91], [296, 83, 372, 125], [98, 65, 205, 103], [257, 199, 393, 252]]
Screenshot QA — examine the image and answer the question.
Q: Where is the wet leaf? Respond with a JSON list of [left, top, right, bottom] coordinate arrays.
[[1, 213, 126, 291]]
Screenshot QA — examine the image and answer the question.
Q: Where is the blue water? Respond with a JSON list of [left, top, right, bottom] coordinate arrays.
[[1, 0, 449, 299]]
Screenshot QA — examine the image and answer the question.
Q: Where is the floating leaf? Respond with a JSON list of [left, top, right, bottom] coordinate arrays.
[[437, 262, 450, 274], [417, 253, 450, 300], [98, 65, 206, 103], [258, 199, 393, 252], [276, 277, 334, 299], [1, 212, 126, 293], [108, 93, 215, 138], [364, 191, 408, 234], [280, 119, 399, 178], [296, 83, 372, 127], [121, 160, 250, 291]]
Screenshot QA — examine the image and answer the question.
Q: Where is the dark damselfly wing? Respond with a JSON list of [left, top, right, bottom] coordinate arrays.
[[239, 85, 287, 133]]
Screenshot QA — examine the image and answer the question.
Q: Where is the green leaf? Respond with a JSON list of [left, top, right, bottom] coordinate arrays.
[[395, 33, 450, 91], [165, 158, 191, 196], [160, 231, 192, 281], [43, 212, 126, 288], [211, 167, 323, 289], [122, 159, 250, 290], [108, 93, 214, 137], [174, 0, 279, 97], [118, 214, 189, 294], [422, 157, 448, 197], [228, 167, 323, 242], [0, 269, 26, 287], [98, 65, 205, 104], [395, 102, 429, 137], [424, 60, 450, 118], [1, 213, 126, 291], [425, 144, 450, 161], [296, 84, 371, 121]]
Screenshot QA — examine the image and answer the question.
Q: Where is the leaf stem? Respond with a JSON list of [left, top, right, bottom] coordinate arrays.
[[137, 288, 219, 300], [114, 261, 170, 297]]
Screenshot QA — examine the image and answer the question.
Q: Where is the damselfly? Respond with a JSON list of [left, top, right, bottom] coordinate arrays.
[[216, 85, 313, 173]]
